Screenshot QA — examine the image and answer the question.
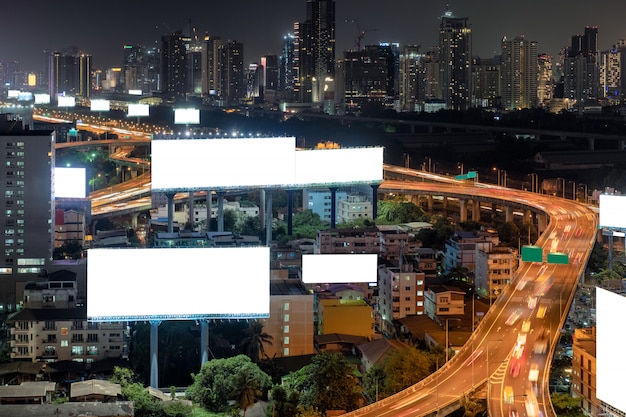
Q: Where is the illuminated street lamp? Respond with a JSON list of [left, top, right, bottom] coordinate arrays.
[[445, 318, 461, 362]]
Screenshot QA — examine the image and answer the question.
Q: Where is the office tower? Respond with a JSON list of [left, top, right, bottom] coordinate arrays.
[[471, 56, 501, 108], [501, 36, 538, 110], [187, 38, 204, 95], [48, 50, 92, 102], [261, 55, 279, 102], [0, 61, 19, 89], [0, 121, 55, 312], [247, 63, 261, 100], [122, 44, 161, 94], [279, 34, 296, 101], [295, 0, 336, 104], [222, 40, 245, 105], [420, 46, 441, 103], [202, 34, 223, 100], [342, 44, 396, 113], [200, 36, 244, 105], [600, 43, 621, 99], [537, 54, 554, 106], [563, 26, 600, 102], [399, 45, 423, 112], [438, 8, 472, 111], [161, 31, 189, 100]]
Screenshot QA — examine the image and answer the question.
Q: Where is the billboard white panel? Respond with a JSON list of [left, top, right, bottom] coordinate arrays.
[[597, 288, 626, 412], [295, 148, 384, 186], [599, 194, 626, 229], [7, 90, 19, 98], [57, 95, 76, 107], [34, 93, 51, 104], [17, 92, 33, 101], [128, 89, 142, 95], [87, 247, 270, 321], [174, 108, 200, 124], [128, 103, 149, 117], [90, 99, 110, 112], [301, 254, 378, 283], [54, 167, 86, 198], [151, 137, 296, 190]]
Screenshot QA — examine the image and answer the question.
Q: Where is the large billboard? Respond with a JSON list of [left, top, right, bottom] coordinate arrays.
[[87, 247, 270, 321], [599, 194, 626, 229], [151, 136, 383, 191], [90, 99, 110, 112], [55, 167, 86, 199], [174, 108, 200, 124], [128, 103, 150, 117], [597, 288, 626, 413], [301, 254, 378, 283]]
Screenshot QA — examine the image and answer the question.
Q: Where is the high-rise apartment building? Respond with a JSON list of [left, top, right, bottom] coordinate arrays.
[[48, 50, 92, 102], [295, 0, 335, 105], [161, 31, 189, 100], [342, 44, 393, 113], [501, 36, 538, 110], [600, 44, 621, 100], [438, 9, 472, 111], [399, 45, 422, 112], [0, 119, 55, 312], [563, 26, 600, 102], [537, 54, 554, 106], [471, 56, 501, 108], [121, 44, 161, 94], [279, 34, 297, 101]]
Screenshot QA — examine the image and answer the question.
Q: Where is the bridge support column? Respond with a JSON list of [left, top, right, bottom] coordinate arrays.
[[427, 195, 434, 211], [260, 190, 266, 229], [588, 137, 595, 151], [200, 320, 209, 366], [620, 139, 626, 150], [206, 191, 212, 232], [287, 190, 294, 236], [459, 199, 467, 222], [188, 191, 194, 230], [131, 212, 139, 230], [537, 213, 548, 234], [472, 199, 481, 221], [491, 203, 497, 218], [371, 184, 379, 219], [265, 190, 273, 246], [504, 206, 513, 223], [329, 187, 337, 229], [150, 320, 161, 388], [524, 210, 532, 224], [410, 124, 415, 134], [217, 192, 225, 232], [442, 196, 448, 209], [165, 192, 176, 233]]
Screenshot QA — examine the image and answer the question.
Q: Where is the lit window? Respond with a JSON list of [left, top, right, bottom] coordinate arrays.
[[283, 347, 289, 356], [284, 325, 289, 333], [283, 336, 289, 345], [284, 314, 290, 322], [61, 340, 68, 347], [283, 302, 290, 311]]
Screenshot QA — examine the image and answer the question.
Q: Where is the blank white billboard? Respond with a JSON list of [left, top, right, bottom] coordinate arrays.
[[90, 99, 110, 112], [151, 137, 297, 190], [57, 95, 76, 107], [151, 137, 383, 192], [599, 194, 626, 229], [597, 288, 626, 413], [7, 90, 19, 98], [128, 89, 142, 95], [17, 92, 33, 101], [34, 94, 51, 104], [174, 108, 200, 124], [128, 103, 150, 117], [55, 167, 86, 198], [87, 247, 270, 321], [295, 148, 383, 186], [302, 254, 378, 283]]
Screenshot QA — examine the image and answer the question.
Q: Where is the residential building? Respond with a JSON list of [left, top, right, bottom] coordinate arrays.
[[475, 245, 518, 301], [161, 31, 189, 100], [424, 285, 465, 318], [54, 209, 85, 249], [537, 54, 554, 107], [438, 8, 472, 111], [571, 327, 598, 416], [377, 264, 426, 331], [471, 56, 501, 108], [501, 36, 538, 110], [315, 227, 380, 254], [121, 44, 160, 94], [399, 45, 422, 112], [443, 231, 499, 273], [278, 34, 297, 102], [0, 121, 55, 312], [336, 194, 373, 225], [414, 248, 441, 280], [563, 26, 600, 102], [317, 297, 374, 339], [600, 44, 621, 100], [303, 189, 347, 223], [265, 279, 315, 358], [377, 226, 420, 264]]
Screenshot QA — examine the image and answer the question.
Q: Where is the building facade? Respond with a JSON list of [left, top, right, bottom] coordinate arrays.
[[501, 36, 538, 110], [438, 9, 472, 111], [377, 265, 426, 331]]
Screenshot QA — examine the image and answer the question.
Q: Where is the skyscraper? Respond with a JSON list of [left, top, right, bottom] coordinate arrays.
[[563, 26, 600, 102], [295, 0, 335, 105], [279, 34, 296, 101], [48, 49, 92, 102], [399, 45, 423, 112], [501, 36, 538, 110], [438, 8, 472, 111], [161, 31, 189, 100]]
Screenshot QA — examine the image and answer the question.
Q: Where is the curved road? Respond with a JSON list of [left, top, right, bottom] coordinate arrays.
[[341, 167, 597, 417]]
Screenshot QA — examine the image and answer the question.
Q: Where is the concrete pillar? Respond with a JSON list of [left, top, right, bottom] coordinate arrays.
[[131, 212, 139, 230], [472, 199, 481, 221], [410, 124, 415, 134], [259, 190, 266, 229], [200, 320, 209, 366], [188, 191, 194, 230], [537, 213, 548, 233], [206, 191, 212, 232], [588, 137, 595, 151], [287, 190, 294, 236], [329, 187, 338, 229], [165, 192, 176, 233], [217, 192, 225, 232], [265, 190, 273, 246], [459, 199, 467, 222], [150, 320, 161, 388], [371, 184, 379, 219], [524, 210, 532, 224], [504, 206, 513, 223], [442, 196, 448, 209], [427, 195, 434, 211]]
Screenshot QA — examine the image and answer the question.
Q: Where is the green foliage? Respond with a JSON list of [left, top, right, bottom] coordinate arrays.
[[458, 221, 482, 233], [376, 201, 427, 224], [232, 367, 263, 416], [52, 240, 83, 260], [296, 405, 324, 417], [241, 319, 273, 362], [415, 216, 454, 250], [290, 210, 328, 239], [266, 385, 299, 417], [496, 221, 520, 246], [188, 355, 272, 412], [587, 241, 608, 272], [550, 392, 584, 416], [378, 347, 431, 396], [283, 352, 360, 413], [461, 394, 485, 417]]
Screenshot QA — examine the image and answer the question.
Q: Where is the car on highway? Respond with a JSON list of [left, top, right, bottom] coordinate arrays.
[[504, 386, 515, 404], [513, 342, 525, 359], [506, 310, 522, 326], [521, 320, 531, 333], [517, 332, 527, 346], [527, 296, 538, 309], [510, 361, 521, 377], [529, 363, 539, 382], [536, 305, 547, 318]]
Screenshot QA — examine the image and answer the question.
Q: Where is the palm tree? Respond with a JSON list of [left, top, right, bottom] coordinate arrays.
[[232, 368, 261, 417], [241, 319, 273, 362]]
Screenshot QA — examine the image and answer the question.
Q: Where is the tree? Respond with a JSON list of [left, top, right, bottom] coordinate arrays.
[[188, 355, 272, 412], [380, 347, 431, 396], [496, 221, 520, 246], [551, 392, 583, 416], [232, 368, 262, 416], [268, 385, 299, 417], [376, 201, 427, 224], [241, 319, 273, 363], [283, 352, 360, 413], [52, 240, 83, 260], [460, 394, 485, 417]]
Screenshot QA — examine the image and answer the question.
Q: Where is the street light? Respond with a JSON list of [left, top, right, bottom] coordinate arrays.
[[457, 162, 464, 175], [445, 318, 462, 362], [492, 167, 502, 186]]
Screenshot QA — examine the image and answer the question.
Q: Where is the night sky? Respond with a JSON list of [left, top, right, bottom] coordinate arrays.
[[3, 1, 626, 73]]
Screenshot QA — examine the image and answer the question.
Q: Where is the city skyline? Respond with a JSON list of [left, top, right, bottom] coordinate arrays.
[[3, 1, 626, 73]]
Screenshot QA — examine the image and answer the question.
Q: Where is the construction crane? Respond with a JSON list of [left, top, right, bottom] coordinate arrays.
[[344, 19, 378, 51]]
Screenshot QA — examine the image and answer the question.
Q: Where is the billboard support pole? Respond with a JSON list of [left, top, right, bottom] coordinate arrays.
[[265, 190, 273, 245], [206, 190, 212, 232], [287, 190, 294, 236], [371, 184, 379, 219], [165, 192, 176, 233], [200, 320, 209, 366], [217, 192, 225, 232], [330, 187, 337, 229], [150, 320, 161, 388]]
